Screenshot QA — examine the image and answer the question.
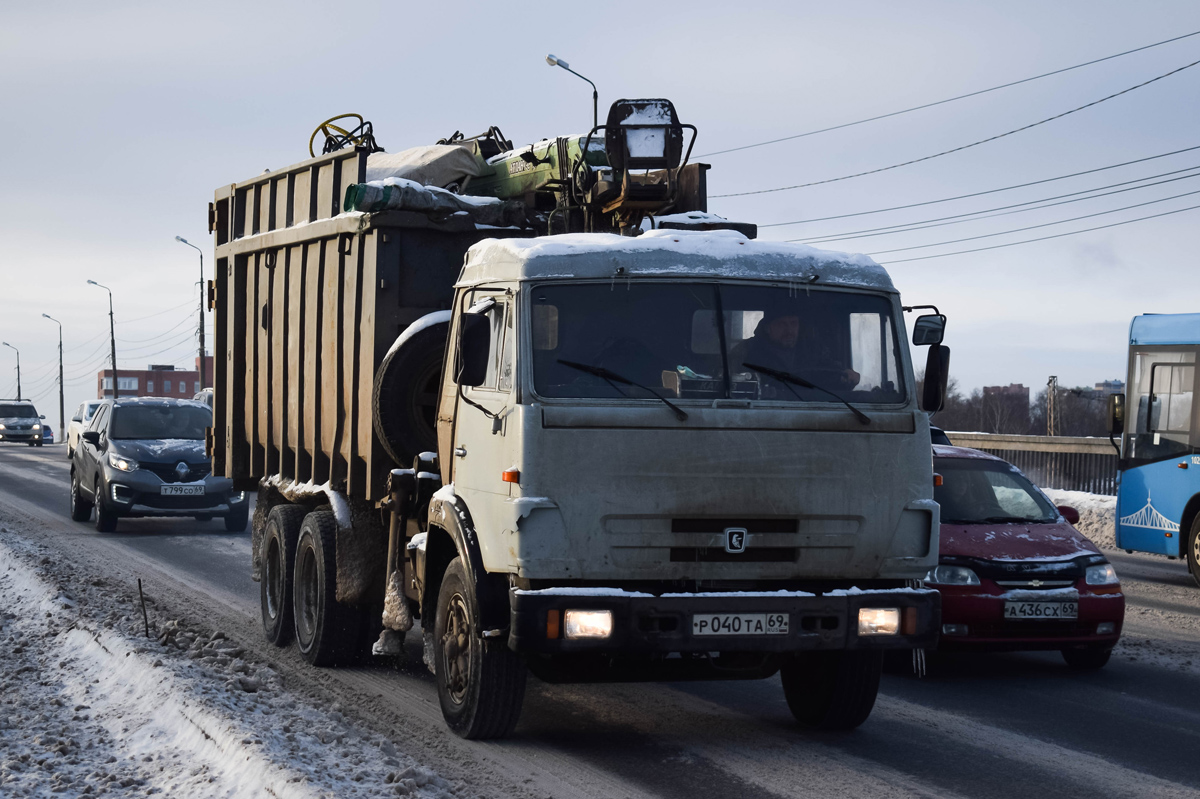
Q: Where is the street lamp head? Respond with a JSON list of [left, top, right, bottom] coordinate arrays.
[[87, 279, 98, 286], [175, 235, 187, 243], [546, 54, 567, 69], [42, 314, 50, 319]]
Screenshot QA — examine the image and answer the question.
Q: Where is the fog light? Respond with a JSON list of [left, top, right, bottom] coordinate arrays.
[[1096, 622, 1116, 635], [942, 624, 969, 636], [564, 610, 613, 639], [858, 608, 900, 636]]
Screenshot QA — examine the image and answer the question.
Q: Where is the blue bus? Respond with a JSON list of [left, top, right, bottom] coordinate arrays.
[[1113, 313, 1200, 586]]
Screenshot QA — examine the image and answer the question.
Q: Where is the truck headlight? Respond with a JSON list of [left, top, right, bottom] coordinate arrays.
[[1085, 563, 1119, 585], [858, 608, 900, 636], [564, 610, 613, 639], [108, 452, 139, 472], [924, 565, 980, 586]]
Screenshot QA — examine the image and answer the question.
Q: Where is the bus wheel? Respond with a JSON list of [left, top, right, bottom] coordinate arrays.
[[781, 650, 883, 731], [1187, 514, 1200, 589], [434, 558, 526, 739]]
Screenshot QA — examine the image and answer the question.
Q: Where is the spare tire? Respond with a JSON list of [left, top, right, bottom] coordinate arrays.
[[373, 314, 451, 468]]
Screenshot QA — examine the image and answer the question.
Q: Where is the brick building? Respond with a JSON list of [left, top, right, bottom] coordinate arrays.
[[982, 383, 1030, 405], [97, 355, 214, 399]]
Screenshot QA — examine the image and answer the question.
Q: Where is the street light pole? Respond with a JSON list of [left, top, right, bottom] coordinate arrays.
[[42, 314, 64, 441], [2, 342, 19, 399], [546, 54, 599, 130], [175, 236, 207, 390], [88, 280, 119, 399]]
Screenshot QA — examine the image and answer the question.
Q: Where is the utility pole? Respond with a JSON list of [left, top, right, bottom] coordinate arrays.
[[41, 315, 64, 440], [2, 342, 19, 399], [88, 280, 119, 399], [175, 236, 207, 389], [1046, 375, 1059, 436]]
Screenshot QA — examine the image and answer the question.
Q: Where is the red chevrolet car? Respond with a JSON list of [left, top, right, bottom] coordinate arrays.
[[926, 445, 1124, 670]]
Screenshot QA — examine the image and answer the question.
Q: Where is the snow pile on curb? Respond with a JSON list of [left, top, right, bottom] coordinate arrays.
[[0, 533, 461, 798], [1042, 489, 1116, 550]]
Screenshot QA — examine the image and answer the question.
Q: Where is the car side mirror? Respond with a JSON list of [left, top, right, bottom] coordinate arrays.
[[920, 344, 950, 412], [1057, 505, 1080, 525], [39, 414, 46, 420], [1107, 393, 1124, 436], [456, 312, 492, 388], [82, 430, 100, 447], [72, 416, 82, 423], [912, 314, 946, 346]]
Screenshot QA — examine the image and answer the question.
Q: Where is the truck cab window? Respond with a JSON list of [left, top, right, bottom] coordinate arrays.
[[465, 293, 510, 393]]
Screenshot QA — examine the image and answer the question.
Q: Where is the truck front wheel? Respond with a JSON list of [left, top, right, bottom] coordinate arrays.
[[780, 650, 883, 731], [434, 558, 526, 739], [260, 504, 307, 646], [293, 510, 360, 666]]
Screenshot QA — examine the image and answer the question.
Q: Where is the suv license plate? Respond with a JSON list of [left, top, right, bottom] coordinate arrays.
[[693, 613, 789, 636], [1003, 601, 1077, 620], [161, 485, 205, 496]]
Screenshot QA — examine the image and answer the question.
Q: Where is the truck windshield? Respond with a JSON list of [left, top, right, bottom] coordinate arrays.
[[934, 457, 1058, 524], [0, 404, 38, 418], [110, 404, 211, 440], [530, 282, 904, 403]]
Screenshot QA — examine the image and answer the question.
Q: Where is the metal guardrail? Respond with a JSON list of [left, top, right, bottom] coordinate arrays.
[[945, 432, 1118, 496]]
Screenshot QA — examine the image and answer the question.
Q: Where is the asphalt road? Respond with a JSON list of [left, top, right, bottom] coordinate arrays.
[[3, 443, 1199, 798]]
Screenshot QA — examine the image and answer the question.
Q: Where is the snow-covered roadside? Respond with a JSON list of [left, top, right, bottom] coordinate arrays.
[[0, 532, 460, 799], [1042, 488, 1116, 550]]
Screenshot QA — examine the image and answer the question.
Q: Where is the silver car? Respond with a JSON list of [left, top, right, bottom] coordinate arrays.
[[67, 400, 102, 457]]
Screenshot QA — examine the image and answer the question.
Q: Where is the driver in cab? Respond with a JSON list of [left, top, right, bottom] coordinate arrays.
[[731, 310, 861, 393]]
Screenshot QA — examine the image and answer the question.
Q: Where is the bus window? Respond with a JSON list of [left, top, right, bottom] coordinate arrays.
[[1128, 349, 1195, 460]]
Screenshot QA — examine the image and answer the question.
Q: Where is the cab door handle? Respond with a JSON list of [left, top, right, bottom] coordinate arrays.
[[454, 446, 467, 458]]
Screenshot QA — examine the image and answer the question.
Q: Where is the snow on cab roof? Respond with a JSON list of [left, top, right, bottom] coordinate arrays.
[[459, 230, 894, 291]]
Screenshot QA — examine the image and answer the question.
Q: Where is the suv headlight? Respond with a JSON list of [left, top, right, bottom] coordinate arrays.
[[924, 564, 981, 586], [108, 452, 139, 472], [1085, 563, 1119, 586]]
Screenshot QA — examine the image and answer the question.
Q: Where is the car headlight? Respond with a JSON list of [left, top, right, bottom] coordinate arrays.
[[32, 424, 40, 430], [924, 564, 981, 586], [1085, 563, 1119, 586], [0, 424, 6, 430], [108, 452, 139, 472]]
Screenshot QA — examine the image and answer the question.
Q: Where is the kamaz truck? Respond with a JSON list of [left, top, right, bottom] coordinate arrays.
[[208, 99, 950, 738]]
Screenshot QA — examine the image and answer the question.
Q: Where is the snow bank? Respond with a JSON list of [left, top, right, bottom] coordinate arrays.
[[1043, 488, 1116, 550]]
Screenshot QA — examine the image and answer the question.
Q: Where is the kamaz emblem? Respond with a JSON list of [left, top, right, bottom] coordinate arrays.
[[724, 527, 748, 554]]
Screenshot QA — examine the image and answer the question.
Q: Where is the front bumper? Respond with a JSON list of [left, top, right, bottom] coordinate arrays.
[[0, 429, 41, 442], [509, 587, 940, 654], [105, 469, 245, 517], [936, 584, 1124, 651]]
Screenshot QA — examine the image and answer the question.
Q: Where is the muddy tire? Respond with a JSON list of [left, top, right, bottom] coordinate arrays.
[[69, 468, 92, 522], [780, 650, 883, 731], [372, 321, 448, 468], [1187, 513, 1200, 589], [94, 478, 118, 533], [260, 504, 307, 647], [293, 510, 360, 666], [1061, 646, 1112, 670], [434, 558, 526, 739]]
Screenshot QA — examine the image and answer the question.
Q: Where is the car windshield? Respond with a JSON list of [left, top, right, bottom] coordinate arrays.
[[110, 404, 210, 440], [0, 404, 37, 418], [530, 282, 905, 404], [84, 402, 100, 420], [934, 457, 1058, 524]]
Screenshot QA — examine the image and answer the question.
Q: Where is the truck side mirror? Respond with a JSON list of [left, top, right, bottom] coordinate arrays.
[[456, 313, 492, 388], [912, 314, 946, 346], [921, 344, 950, 412], [1107, 393, 1125, 436]]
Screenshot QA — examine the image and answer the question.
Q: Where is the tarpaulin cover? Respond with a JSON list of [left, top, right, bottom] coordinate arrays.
[[365, 145, 487, 189], [343, 178, 530, 228]]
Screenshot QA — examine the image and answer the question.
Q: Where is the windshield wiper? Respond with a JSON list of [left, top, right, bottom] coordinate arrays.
[[557, 360, 688, 422], [742, 362, 870, 425]]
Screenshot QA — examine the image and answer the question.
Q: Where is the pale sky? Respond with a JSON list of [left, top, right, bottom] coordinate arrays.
[[2, 0, 1198, 424]]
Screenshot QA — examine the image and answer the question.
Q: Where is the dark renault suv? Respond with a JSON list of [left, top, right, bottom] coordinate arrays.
[[69, 397, 248, 533]]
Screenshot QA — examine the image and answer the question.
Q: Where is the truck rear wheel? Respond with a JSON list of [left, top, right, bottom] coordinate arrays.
[[372, 321, 448, 468], [260, 504, 307, 647], [780, 650, 883, 731], [293, 510, 360, 666], [434, 558, 526, 739]]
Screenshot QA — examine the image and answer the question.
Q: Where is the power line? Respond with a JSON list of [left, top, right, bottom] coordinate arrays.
[[712, 57, 1200, 199], [758, 144, 1200, 227], [795, 165, 1200, 244], [115, 297, 199, 325], [117, 310, 198, 346], [877, 202, 1200, 264], [865, 187, 1200, 254], [698, 29, 1200, 158]]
